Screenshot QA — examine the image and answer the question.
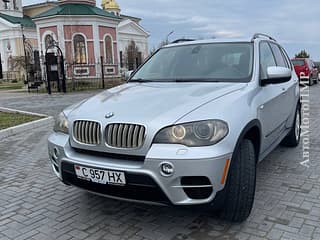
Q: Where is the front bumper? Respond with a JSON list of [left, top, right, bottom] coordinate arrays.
[[48, 132, 232, 206]]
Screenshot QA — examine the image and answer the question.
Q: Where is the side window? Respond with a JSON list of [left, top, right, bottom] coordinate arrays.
[[270, 43, 287, 68], [310, 60, 315, 68], [306, 59, 310, 68], [260, 42, 276, 79], [280, 47, 292, 69]]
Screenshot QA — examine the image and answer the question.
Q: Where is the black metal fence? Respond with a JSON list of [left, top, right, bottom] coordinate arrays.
[[0, 71, 22, 82], [44, 59, 124, 93]]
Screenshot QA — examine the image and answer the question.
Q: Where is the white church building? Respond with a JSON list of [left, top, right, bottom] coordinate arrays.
[[0, 0, 38, 78]]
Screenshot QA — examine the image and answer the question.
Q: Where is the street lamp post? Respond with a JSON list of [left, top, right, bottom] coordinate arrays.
[[2, 0, 10, 9], [166, 30, 174, 44], [21, 24, 30, 91]]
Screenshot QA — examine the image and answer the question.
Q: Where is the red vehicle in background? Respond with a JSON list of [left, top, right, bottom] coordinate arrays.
[[291, 58, 319, 86]]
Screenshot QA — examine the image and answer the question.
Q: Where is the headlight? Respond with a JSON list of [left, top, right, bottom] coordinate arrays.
[[153, 120, 228, 147], [53, 112, 69, 134]]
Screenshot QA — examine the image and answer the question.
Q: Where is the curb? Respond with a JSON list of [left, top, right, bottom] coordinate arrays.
[[0, 107, 54, 141]]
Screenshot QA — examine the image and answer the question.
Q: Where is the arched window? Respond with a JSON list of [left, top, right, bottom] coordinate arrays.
[[44, 35, 54, 50], [73, 34, 87, 64], [105, 35, 113, 64]]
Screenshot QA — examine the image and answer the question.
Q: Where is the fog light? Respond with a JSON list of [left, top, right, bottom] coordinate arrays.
[[52, 147, 59, 161], [160, 162, 174, 177]]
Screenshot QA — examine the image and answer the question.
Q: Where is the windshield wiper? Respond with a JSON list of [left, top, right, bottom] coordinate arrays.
[[130, 78, 223, 83], [130, 79, 176, 83], [173, 78, 222, 82], [129, 78, 153, 83]]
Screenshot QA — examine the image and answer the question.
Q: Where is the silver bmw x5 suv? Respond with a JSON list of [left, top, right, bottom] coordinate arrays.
[[48, 33, 301, 222]]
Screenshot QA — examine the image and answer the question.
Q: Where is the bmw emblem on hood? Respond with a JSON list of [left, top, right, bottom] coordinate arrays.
[[105, 112, 114, 118]]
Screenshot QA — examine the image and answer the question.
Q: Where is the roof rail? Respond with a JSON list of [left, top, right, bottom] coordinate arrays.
[[251, 33, 276, 42], [171, 38, 195, 44]]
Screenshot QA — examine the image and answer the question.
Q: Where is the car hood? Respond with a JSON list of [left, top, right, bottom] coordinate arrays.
[[67, 82, 247, 126]]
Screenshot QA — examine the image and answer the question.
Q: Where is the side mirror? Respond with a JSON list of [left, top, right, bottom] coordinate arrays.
[[125, 70, 134, 81], [261, 66, 291, 85]]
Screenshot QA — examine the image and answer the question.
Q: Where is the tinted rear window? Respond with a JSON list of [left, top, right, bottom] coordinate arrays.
[[291, 60, 305, 66]]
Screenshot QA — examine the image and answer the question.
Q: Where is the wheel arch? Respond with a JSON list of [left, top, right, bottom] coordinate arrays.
[[234, 120, 262, 162]]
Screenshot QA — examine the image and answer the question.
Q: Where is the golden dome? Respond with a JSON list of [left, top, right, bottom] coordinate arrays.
[[102, 0, 120, 10]]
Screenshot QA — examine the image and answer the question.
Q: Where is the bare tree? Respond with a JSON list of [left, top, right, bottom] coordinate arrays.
[[150, 39, 170, 55], [9, 56, 25, 72], [124, 40, 141, 71]]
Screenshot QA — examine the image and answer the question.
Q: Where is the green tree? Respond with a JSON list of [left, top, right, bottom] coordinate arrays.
[[295, 50, 310, 58]]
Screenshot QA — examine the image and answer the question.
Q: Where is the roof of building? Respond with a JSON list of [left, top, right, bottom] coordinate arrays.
[[118, 19, 150, 37], [33, 3, 121, 19], [0, 13, 36, 28], [120, 14, 141, 23], [23, 1, 58, 10]]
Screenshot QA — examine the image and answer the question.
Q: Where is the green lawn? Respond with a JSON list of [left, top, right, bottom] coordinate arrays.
[[0, 82, 24, 91], [0, 112, 44, 130]]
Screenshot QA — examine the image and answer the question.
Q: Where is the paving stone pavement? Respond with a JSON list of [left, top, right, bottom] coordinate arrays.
[[0, 85, 320, 240], [0, 91, 101, 117]]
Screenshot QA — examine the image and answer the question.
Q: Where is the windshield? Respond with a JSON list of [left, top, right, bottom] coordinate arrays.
[[291, 60, 305, 66], [131, 42, 254, 82]]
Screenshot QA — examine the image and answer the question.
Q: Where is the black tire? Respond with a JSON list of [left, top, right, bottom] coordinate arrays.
[[314, 76, 318, 84], [309, 77, 313, 86], [281, 105, 301, 147], [219, 139, 256, 222]]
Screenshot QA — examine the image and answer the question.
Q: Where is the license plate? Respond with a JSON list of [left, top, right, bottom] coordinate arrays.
[[74, 165, 126, 185]]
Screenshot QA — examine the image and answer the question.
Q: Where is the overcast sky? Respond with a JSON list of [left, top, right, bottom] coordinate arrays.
[[23, 0, 320, 60]]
